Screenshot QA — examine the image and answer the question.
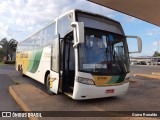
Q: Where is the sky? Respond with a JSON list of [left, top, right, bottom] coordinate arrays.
[[0, 0, 159, 57]]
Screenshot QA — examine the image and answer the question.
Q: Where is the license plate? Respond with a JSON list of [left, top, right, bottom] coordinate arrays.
[[105, 89, 114, 94]]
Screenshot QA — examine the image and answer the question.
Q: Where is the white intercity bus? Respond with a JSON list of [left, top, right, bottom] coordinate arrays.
[[16, 9, 142, 100]]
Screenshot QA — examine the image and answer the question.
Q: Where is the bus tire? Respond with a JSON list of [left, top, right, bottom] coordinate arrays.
[[46, 74, 54, 95], [19, 67, 24, 77], [18, 64, 21, 71]]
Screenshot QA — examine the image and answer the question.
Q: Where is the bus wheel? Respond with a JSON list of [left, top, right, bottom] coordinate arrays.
[[19, 67, 24, 77], [46, 74, 54, 95], [18, 65, 21, 71]]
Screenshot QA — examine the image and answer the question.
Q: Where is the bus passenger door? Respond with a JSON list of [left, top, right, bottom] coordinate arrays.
[[49, 35, 60, 94]]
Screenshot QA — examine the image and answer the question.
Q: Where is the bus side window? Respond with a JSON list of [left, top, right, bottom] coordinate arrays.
[[30, 36, 34, 50], [27, 39, 31, 50], [25, 41, 27, 51], [17, 46, 19, 53], [34, 32, 42, 49], [18, 44, 21, 52], [22, 41, 25, 52], [43, 23, 56, 47]]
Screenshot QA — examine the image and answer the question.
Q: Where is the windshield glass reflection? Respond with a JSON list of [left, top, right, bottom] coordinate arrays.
[[79, 28, 129, 75]]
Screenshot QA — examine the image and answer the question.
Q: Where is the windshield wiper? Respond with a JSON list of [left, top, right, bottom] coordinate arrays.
[[114, 52, 127, 73]]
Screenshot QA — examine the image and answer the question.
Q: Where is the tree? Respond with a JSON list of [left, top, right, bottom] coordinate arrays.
[[0, 38, 18, 61], [0, 48, 5, 61], [153, 51, 160, 57]]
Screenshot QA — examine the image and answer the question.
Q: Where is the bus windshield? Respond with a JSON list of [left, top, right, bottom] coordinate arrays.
[[79, 28, 129, 75]]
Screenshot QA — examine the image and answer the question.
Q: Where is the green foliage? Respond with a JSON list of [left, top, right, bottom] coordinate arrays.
[[153, 51, 160, 57], [0, 48, 5, 61], [0, 38, 18, 61], [0, 48, 5, 54]]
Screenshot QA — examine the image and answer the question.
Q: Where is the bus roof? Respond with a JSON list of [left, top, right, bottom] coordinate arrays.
[[18, 9, 121, 44], [73, 9, 120, 24]]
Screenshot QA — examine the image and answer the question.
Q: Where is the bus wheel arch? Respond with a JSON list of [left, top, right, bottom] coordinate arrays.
[[44, 70, 54, 95], [18, 64, 21, 71], [19, 65, 24, 77], [44, 70, 50, 86]]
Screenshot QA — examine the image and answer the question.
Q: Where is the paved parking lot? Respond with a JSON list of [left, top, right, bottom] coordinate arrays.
[[130, 65, 160, 76], [7, 66, 160, 110], [0, 65, 28, 120], [0, 65, 160, 120]]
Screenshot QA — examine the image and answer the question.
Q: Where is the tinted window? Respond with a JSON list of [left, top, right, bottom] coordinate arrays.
[[43, 23, 56, 46], [33, 31, 42, 49]]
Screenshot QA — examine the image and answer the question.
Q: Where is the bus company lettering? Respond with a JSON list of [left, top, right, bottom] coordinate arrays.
[[20, 53, 28, 58]]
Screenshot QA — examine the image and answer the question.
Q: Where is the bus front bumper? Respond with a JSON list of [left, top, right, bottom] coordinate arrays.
[[72, 82, 129, 100]]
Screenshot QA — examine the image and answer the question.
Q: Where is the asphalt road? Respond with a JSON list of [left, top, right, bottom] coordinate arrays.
[[0, 64, 160, 119], [130, 65, 160, 76], [0, 65, 27, 120], [0, 74, 21, 111]]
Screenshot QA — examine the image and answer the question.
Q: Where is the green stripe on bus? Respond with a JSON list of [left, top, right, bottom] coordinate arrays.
[[116, 74, 126, 83], [27, 49, 43, 73], [107, 76, 119, 84], [27, 51, 34, 72]]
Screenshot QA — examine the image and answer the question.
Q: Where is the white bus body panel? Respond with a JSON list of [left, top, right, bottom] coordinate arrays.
[[50, 71, 59, 94], [72, 72, 129, 100], [72, 82, 129, 100], [25, 46, 51, 84]]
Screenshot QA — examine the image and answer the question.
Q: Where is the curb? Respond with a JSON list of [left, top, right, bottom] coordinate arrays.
[[9, 85, 39, 120], [152, 72, 160, 76], [134, 74, 160, 79]]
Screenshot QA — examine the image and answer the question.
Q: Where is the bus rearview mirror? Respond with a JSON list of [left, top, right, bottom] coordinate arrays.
[[71, 22, 84, 48], [126, 36, 142, 54]]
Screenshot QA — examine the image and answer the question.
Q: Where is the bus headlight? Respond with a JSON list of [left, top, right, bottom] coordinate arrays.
[[77, 77, 95, 85]]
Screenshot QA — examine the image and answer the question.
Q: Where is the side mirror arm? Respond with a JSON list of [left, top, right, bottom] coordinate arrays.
[[71, 22, 84, 48]]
